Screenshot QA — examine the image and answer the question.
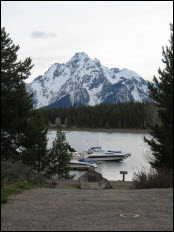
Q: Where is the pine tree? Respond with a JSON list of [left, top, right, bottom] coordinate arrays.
[[46, 129, 72, 179], [1, 27, 34, 161], [144, 24, 173, 172], [22, 111, 48, 173]]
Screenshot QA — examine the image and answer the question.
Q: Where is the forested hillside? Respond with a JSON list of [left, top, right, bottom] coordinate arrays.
[[39, 102, 159, 130]]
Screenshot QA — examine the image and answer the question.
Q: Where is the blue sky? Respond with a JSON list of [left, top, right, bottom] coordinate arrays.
[[1, 1, 173, 83]]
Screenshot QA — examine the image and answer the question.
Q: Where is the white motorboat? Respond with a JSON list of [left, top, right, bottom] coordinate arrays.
[[68, 158, 97, 170], [84, 147, 131, 162]]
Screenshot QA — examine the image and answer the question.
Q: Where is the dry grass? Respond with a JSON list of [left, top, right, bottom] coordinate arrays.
[[131, 168, 173, 189]]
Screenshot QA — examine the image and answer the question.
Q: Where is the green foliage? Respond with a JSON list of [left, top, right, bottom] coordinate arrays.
[[1, 160, 34, 182], [1, 27, 34, 162], [40, 102, 150, 130], [144, 102, 161, 127], [144, 24, 173, 172], [1, 180, 41, 203], [1, 27, 49, 171], [22, 111, 48, 173], [46, 129, 73, 179], [1, 161, 47, 203], [1, 193, 8, 203]]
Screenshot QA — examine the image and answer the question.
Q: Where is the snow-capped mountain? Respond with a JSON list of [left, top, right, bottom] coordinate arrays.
[[26, 52, 150, 109]]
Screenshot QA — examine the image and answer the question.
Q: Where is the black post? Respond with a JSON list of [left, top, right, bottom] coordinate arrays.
[[122, 173, 125, 181], [120, 171, 128, 182]]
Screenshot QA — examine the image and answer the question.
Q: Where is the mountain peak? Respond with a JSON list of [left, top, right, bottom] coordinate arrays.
[[26, 53, 150, 109], [94, 58, 100, 63], [71, 52, 89, 60]]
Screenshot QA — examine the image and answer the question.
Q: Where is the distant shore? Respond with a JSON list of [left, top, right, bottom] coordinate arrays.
[[48, 126, 149, 133]]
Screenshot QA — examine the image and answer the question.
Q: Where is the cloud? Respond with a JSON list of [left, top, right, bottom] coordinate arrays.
[[2, 1, 172, 83], [30, 31, 56, 39]]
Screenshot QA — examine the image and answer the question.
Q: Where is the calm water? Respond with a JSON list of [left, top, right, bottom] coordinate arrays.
[[47, 130, 152, 181]]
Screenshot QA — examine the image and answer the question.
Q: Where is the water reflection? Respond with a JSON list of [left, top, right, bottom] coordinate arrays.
[[47, 130, 152, 181]]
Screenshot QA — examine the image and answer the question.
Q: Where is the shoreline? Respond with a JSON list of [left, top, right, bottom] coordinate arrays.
[[45, 179, 134, 190], [48, 127, 149, 133]]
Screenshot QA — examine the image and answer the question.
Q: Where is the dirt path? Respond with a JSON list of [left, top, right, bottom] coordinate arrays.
[[1, 181, 173, 231]]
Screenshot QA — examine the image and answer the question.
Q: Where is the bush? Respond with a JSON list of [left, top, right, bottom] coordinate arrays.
[[1, 161, 11, 181], [1, 161, 34, 182], [1, 161, 47, 185], [1, 193, 8, 203], [29, 173, 46, 185], [131, 168, 173, 189], [1, 161, 48, 203]]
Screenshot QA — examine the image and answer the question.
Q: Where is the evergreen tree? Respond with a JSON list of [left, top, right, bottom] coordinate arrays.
[[1, 27, 34, 161], [22, 111, 48, 173], [144, 24, 173, 172], [46, 129, 72, 179]]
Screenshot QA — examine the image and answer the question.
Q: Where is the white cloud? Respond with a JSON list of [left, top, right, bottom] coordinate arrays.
[[30, 31, 56, 39], [1, 1, 173, 83]]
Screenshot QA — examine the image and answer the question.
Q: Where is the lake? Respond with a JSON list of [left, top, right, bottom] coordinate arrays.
[[47, 130, 152, 181]]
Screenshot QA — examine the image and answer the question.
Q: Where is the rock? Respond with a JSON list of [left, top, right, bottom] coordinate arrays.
[[78, 169, 112, 189]]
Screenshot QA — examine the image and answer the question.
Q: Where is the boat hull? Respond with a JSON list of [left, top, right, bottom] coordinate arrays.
[[68, 164, 94, 171], [85, 147, 130, 162], [68, 159, 97, 170], [86, 155, 124, 162]]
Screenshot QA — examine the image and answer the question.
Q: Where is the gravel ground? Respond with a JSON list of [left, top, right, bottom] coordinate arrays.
[[1, 181, 173, 231]]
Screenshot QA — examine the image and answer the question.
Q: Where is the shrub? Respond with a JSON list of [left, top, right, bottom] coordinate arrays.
[[1, 193, 8, 203], [29, 173, 46, 185], [1, 161, 48, 203], [1, 160, 47, 185], [131, 168, 173, 189], [1, 161, 12, 181], [1, 160, 35, 182]]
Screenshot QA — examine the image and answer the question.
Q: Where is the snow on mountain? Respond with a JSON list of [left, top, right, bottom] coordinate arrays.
[[26, 52, 150, 109]]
